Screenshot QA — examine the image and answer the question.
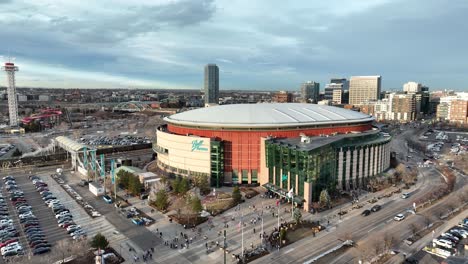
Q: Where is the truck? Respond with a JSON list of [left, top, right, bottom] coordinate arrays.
[[89, 182, 104, 197]]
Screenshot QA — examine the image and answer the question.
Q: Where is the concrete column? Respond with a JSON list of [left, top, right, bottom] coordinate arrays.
[[337, 149, 344, 190], [303, 181, 312, 212], [345, 149, 351, 190], [358, 148, 364, 188]]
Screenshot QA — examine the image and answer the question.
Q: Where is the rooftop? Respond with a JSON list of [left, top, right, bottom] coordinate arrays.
[[269, 129, 390, 151], [165, 103, 373, 128]]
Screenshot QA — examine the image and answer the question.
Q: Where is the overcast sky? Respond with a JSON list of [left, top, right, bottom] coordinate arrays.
[[1, 0, 467, 91]]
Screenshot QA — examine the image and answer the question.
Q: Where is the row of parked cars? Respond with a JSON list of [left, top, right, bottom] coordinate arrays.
[[4, 175, 52, 257], [62, 184, 101, 217], [31, 176, 87, 240], [432, 217, 468, 251], [0, 176, 22, 259]]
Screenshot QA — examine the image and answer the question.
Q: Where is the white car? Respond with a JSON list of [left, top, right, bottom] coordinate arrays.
[[45, 199, 59, 205], [66, 225, 80, 232], [1, 244, 21, 255], [73, 233, 87, 240], [56, 213, 72, 219], [71, 230, 86, 237], [433, 238, 454, 249], [18, 213, 34, 219], [0, 220, 12, 225], [394, 214, 405, 221]]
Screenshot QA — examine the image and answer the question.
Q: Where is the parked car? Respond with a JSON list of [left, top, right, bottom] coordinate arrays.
[[32, 247, 50, 255], [433, 238, 454, 249]]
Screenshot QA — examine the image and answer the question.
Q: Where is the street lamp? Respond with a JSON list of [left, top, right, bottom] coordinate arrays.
[[223, 230, 227, 264]]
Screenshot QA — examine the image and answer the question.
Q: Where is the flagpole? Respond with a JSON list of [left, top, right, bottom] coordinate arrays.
[[277, 200, 280, 229], [291, 193, 294, 219], [261, 201, 264, 244]]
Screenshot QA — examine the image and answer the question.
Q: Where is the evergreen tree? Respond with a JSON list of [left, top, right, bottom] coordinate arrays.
[[90, 233, 109, 249], [128, 176, 142, 195], [191, 196, 203, 214], [154, 189, 169, 211], [179, 177, 190, 195], [319, 189, 331, 208], [232, 186, 242, 204], [172, 177, 181, 194], [293, 208, 302, 224]]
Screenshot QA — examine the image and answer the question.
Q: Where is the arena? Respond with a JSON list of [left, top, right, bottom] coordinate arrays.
[[155, 103, 391, 211]]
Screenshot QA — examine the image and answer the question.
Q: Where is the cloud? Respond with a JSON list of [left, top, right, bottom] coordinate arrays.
[[0, 0, 467, 90]]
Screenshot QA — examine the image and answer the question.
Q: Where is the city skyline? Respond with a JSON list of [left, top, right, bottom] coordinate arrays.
[[0, 0, 467, 91]]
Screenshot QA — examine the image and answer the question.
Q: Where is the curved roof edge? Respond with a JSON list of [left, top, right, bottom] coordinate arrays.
[[164, 116, 374, 129]]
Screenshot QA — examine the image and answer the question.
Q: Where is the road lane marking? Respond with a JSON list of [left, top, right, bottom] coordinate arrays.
[[284, 248, 295, 254]]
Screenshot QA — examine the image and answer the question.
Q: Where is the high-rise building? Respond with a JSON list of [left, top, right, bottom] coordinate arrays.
[[389, 93, 416, 122], [330, 78, 349, 89], [300, 81, 320, 103], [449, 100, 468, 123], [204, 64, 219, 105], [349, 76, 381, 105], [273, 91, 293, 103], [324, 78, 348, 105], [2, 62, 19, 127], [403, 82, 422, 93], [435, 92, 468, 122]]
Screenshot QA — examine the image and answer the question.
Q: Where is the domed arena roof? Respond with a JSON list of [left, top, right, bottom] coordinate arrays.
[[164, 103, 374, 129]]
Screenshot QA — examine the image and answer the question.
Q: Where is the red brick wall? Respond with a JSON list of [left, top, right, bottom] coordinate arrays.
[[167, 123, 372, 173]]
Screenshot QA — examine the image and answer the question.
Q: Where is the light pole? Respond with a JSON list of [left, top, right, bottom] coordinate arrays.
[[223, 229, 227, 264]]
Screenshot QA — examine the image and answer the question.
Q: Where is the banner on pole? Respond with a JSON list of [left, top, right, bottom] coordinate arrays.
[[83, 147, 88, 169], [100, 154, 105, 178], [90, 150, 96, 171], [111, 159, 115, 184]]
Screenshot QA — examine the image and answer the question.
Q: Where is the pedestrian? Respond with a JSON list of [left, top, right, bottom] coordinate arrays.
[[253, 228, 256, 234], [205, 242, 208, 248]]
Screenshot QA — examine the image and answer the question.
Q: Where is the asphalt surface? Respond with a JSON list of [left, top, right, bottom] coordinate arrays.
[[68, 177, 159, 251], [13, 174, 71, 245]]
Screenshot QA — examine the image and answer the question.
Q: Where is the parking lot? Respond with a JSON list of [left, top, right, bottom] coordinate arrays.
[[78, 135, 151, 147], [13, 174, 71, 245]]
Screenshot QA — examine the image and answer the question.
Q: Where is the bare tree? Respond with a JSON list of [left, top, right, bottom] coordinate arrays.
[[421, 212, 433, 228], [408, 223, 419, 237], [383, 232, 396, 251]]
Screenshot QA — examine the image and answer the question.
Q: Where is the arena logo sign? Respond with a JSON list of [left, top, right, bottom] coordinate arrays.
[[191, 140, 208, 152]]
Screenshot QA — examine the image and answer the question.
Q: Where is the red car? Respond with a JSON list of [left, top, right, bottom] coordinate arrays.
[[0, 239, 18, 248], [62, 222, 75, 228]]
